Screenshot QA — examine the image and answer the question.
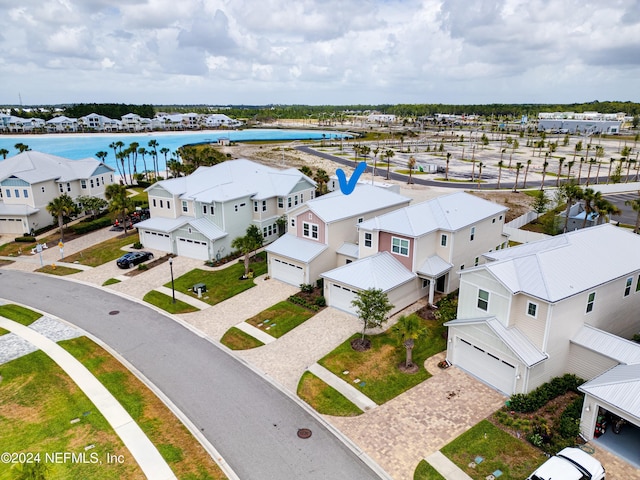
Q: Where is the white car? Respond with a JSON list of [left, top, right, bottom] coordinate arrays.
[[527, 447, 605, 480]]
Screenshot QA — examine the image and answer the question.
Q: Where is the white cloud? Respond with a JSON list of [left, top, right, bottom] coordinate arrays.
[[0, 0, 638, 105]]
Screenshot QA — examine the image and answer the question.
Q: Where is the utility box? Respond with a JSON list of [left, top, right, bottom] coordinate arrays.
[[193, 283, 207, 294]]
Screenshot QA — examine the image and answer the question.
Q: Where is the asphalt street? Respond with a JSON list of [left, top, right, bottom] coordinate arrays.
[[0, 271, 387, 480]]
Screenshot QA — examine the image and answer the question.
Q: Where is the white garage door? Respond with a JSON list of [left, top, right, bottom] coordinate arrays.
[[176, 237, 209, 260], [329, 283, 358, 315], [0, 218, 24, 235], [271, 258, 304, 286], [455, 337, 516, 394], [142, 230, 171, 251]]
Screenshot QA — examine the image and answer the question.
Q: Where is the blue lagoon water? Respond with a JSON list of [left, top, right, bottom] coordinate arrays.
[[0, 129, 347, 171]]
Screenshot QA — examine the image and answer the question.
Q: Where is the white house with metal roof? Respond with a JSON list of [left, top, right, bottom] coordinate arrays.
[[444, 224, 640, 440], [321, 192, 508, 315], [135, 159, 316, 261], [0, 151, 115, 235], [266, 185, 411, 288]]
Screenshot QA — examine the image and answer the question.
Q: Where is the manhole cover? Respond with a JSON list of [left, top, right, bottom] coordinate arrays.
[[297, 428, 312, 439], [108, 310, 120, 315]]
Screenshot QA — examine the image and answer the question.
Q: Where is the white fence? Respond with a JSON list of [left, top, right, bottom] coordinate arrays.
[[504, 226, 550, 244], [505, 211, 538, 229]]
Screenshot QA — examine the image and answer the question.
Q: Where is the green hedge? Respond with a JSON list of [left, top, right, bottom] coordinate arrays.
[[288, 295, 320, 311], [508, 374, 584, 413], [70, 217, 112, 234], [15, 236, 36, 243]]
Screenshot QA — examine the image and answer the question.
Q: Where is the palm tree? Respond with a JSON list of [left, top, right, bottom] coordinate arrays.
[[560, 182, 583, 233], [385, 149, 395, 180], [392, 315, 428, 370], [477, 162, 484, 189], [540, 161, 549, 190], [470, 156, 477, 182], [573, 140, 582, 163], [148, 139, 159, 178], [566, 160, 575, 181], [105, 184, 134, 236], [523, 159, 531, 188], [606, 158, 616, 184], [594, 197, 621, 225], [407, 156, 416, 184], [581, 188, 601, 228], [160, 147, 171, 177], [0, 148, 8, 159], [556, 157, 565, 187], [513, 162, 523, 192], [313, 168, 330, 195], [372, 147, 380, 180], [625, 194, 640, 234], [46, 194, 77, 241], [138, 147, 149, 179], [129, 142, 140, 178], [497, 160, 504, 189], [626, 158, 634, 183], [95, 151, 108, 163], [14, 143, 30, 153], [445, 152, 451, 181], [585, 158, 596, 186], [116, 151, 128, 185], [577, 157, 585, 184]]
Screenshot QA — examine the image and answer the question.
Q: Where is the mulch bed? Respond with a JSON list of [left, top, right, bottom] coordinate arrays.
[[124, 254, 172, 277]]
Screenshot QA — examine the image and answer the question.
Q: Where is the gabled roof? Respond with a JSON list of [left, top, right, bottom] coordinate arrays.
[[417, 255, 452, 277], [147, 159, 315, 203], [444, 317, 548, 367], [572, 326, 640, 365], [321, 251, 416, 292], [477, 224, 640, 302], [358, 191, 507, 236], [265, 233, 328, 263], [579, 364, 640, 421], [0, 151, 114, 184], [303, 184, 410, 223], [336, 242, 359, 258]]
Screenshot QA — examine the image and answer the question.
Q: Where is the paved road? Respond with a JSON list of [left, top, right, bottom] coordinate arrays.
[[604, 192, 640, 227], [0, 271, 387, 480]]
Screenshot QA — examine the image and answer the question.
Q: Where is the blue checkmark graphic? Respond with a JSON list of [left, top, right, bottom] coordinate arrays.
[[336, 161, 368, 195]]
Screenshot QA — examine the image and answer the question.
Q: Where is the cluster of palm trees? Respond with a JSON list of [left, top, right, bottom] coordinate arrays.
[[101, 140, 172, 185], [558, 182, 623, 232]]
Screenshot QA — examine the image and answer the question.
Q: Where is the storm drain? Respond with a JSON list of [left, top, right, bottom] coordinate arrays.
[[108, 310, 120, 315], [297, 428, 312, 439]]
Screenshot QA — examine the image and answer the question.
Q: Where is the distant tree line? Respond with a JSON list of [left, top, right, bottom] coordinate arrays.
[[65, 103, 155, 119]]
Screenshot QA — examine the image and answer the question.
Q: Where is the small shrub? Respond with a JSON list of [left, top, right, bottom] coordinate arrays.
[[316, 278, 324, 290], [299, 283, 314, 293], [132, 241, 143, 249], [633, 333, 640, 343], [137, 263, 148, 271], [314, 296, 326, 307], [71, 216, 112, 234], [15, 236, 36, 243], [508, 374, 584, 413]]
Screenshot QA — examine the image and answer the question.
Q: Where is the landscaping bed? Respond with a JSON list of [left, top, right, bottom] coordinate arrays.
[[245, 300, 317, 338]]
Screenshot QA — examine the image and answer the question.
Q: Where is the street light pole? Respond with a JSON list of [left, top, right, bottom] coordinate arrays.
[[169, 257, 175, 304]]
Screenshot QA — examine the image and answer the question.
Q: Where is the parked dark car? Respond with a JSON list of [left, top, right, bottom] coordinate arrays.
[[116, 251, 154, 269]]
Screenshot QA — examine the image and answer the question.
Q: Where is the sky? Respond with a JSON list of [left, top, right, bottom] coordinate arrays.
[[1, 0, 640, 106]]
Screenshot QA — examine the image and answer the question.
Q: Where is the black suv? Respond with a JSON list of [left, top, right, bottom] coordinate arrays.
[[116, 251, 154, 269]]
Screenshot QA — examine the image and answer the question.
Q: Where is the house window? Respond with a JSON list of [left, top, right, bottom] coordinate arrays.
[[278, 197, 284, 208], [254, 201, 258, 212], [159, 200, 164, 208], [152, 199, 157, 207], [460, 264, 465, 270], [203, 205, 207, 215], [624, 277, 633, 297], [470, 226, 476, 241], [81, 180, 87, 189], [310, 190, 314, 199], [23, 189, 28, 198], [492, 218, 496, 223], [440, 234, 447, 247], [364, 232, 372, 247], [475, 256, 479, 266], [41, 187, 45, 193], [422, 279, 430, 289], [477, 289, 489, 311], [66, 183, 71, 192], [6, 189, 10, 197], [291, 218, 295, 227], [234, 204, 238, 212], [167, 201, 171, 208], [346, 259, 352, 264], [59, 184, 63, 193], [182, 201, 188, 213], [636, 275, 640, 292], [263, 227, 268, 238], [303, 222, 318, 239], [294, 194, 299, 205], [357, 217, 363, 223], [586, 292, 596, 313], [90, 179, 94, 188], [14, 189, 19, 198], [262, 200, 266, 212], [288, 197, 292, 208], [391, 237, 409, 256], [527, 302, 538, 318], [300, 193, 304, 202], [210, 205, 215, 216]]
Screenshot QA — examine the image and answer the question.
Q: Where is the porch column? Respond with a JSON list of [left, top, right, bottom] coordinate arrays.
[[428, 278, 435, 305]]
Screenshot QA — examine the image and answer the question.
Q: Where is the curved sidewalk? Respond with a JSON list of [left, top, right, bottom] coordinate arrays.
[[0, 317, 176, 480]]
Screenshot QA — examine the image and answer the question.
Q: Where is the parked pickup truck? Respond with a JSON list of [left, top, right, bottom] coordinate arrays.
[[527, 447, 605, 480]]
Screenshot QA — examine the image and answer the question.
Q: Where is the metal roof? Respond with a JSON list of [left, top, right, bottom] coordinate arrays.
[[358, 191, 507, 237], [265, 233, 328, 263], [0, 204, 39, 215], [571, 326, 640, 365], [135, 216, 191, 233], [305, 184, 410, 223], [187, 218, 227, 241], [479, 224, 640, 302], [416, 255, 453, 277], [445, 316, 548, 367], [147, 159, 315, 203], [320, 251, 416, 292], [579, 364, 640, 421], [0, 151, 113, 184], [336, 242, 359, 258]]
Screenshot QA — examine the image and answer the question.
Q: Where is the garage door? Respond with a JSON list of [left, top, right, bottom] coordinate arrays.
[[271, 258, 304, 286], [329, 283, 358, 315], [176, 237, 209, 260], [455, 337, 516, 394], [0, 218, 24, 235], [142, 230, 172, 251]]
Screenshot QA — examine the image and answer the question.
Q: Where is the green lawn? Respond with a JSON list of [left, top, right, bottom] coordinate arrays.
[[297, 372, 363, 416], [318, 313, 447, 405], [413, 460, 446, 480], [165, 253, 267, 306], [220, 327, 265, 350], [245, 301, 316, 338], [142, 290, 199, 314], [35, 265, 83, 276], [0, 304, 43, 336], [103, 278, 121, 286], [63, 233, 140, 266], [441, 420, 546, 480]]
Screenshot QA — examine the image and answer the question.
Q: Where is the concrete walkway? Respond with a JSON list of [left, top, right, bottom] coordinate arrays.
[[155, 285, 210, 310], [425, 451, 473, 480], [308, 363, 378, 412], [234, 321, 276, 344], [0, 317, 177, 480]]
